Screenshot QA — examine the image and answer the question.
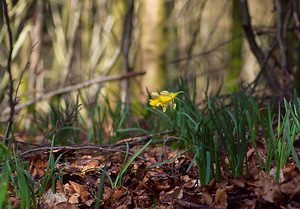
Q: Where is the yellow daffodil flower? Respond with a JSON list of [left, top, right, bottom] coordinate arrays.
[[149, 90, 183, 112]]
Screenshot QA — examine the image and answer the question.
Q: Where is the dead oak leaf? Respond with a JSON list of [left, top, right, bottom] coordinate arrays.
[[69, 181, 87, 194], [112, 191, 132, 209], [50, 202, 79, 209], [147, 171, 171, 192], [228, 178, 245, 188], [68, 181, 91, 202], [202, 192, 213, 206], [134, 195, 152, 208], [255, 172, 282, 205], [280, 175, 300, 199], [181, 175, 198, 189], [112, 186, 128, 201], [159, 186, 183, 205], [214, 188, 228, 209], [283, 203, 300, 209], [41, 189, 68, 208], [81, 159, 100, 173], [68, 193, 80, 204]]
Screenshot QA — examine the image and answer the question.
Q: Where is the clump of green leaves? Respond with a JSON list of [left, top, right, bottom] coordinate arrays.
[[148, 78, 300, 184], [100, 139, 152, 189], [32, 98, 82, 145], [0, 136, 37, 208]]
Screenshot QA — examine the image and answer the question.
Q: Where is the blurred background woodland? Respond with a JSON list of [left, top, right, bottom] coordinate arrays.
[[1, 0, 300, 133]]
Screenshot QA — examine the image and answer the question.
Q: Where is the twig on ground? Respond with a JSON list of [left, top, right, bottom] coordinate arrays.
[[116, 129, 178, 144], [19, 129, 178, 157], [174, 199, 213, 209], [20, 144, 144, 159]]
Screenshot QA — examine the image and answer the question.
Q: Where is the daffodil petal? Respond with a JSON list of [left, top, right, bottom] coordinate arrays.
[[172, 103, 176, 109], [160, 90, 170, 95], [151, 92, 159, 98], [162, 106, 167, 112]]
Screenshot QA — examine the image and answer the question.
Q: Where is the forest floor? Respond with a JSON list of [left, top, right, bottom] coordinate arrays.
[[9, 135, 300, 209]]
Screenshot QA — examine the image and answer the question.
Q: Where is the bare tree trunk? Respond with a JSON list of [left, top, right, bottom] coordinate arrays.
[[26, 0, 43, 126], [226, 0, 242, 90], [121, 0, 134, 107], [140, 0, 167, 92]]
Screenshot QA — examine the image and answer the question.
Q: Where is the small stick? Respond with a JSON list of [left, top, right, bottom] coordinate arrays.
[[19, 129, 178, 157], [2, 0, 14, 140]]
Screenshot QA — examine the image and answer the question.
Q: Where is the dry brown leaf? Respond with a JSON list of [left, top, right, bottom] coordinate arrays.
[[85, 199, 94, 207], [255, 172, 282, 204], [247, 148, 255, 159], [102, 186, 112, 203], [280, 175, 300, 198], [284, 203, 300, 209], [112, 193, 132, 209], [63, 183, 75, 197], [270, 167, 284, 182], [56, 180, 64, 194], [81, 190, 91, 202], [30, 159, 47, 177], [155, 182, 171, 191], [181, 175, 190, 182], [41, 189, 68, 208], [248, 156, 260, 179], [159, 186, 183, 204], [240, 198, 256, 209], [214, 188, 228, 209], [202, 192, 213, 206], [81, 159, 100, 173], [9, 197, 20, 209], [182, 175, 197, 189], [147, 171, 171, 192], [68, 193, 80, 204], [69, 181, 88, 195], [112, 186, 128, 201], [50, 202, 79, 209], [134, 195, 152, 208], [229, 178, 245, 188]]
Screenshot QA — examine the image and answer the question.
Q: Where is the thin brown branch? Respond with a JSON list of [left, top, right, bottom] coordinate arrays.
[[19, 129, 177, 158], [29, 0, 43, 116], [2, 0, 15, 141], [239, 0, 280, 93], [121, 0, 135, 106], [170, 35, 242, 64], [201, 0, 227, 51], [2, 71, 145, 116], [116, 128, 178, 144], [255, 26, 300, 36], [174, 199, 213, 209], [239, 0, 265, 66], [180, 0, 208, 71], [274, 0, 288, 72], [246, 40, 278, 93], [292, 1, 300, 41], [20, 144, 142, 159]]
